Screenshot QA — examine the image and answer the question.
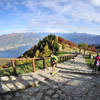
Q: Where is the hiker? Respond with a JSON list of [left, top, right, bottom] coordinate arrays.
[[50, 53, 58, 74], [89, 53, 91, 59], [93, 53, 100, 73]]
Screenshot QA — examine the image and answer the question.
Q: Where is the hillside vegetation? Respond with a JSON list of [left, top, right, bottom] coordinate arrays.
[[21, 35, 59, 58], [21, 34, 97, 58], [0, 34, 98, 76]]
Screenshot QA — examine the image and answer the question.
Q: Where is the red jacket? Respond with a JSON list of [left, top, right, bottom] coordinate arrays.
[[94, 56, 100, 66], [95, 56, 100, 62]]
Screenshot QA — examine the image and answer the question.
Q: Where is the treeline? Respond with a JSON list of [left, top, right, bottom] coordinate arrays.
[[20, 34, 59, 58], [95, 45, 100, 53], [58, 36, 77, 48], [78, 43, 96, 55]]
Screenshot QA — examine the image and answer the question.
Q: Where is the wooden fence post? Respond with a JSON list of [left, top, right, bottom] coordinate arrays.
[[63, 56, 64, 62], [65, 56, 67, 61], [32, 59, 35, 72], [11, 60, 17, 76], [62, 56, 63, 62], [64, 56, 66, 61], [43, 57, 46, 69], [59, 57, 61, 63], [60, 57, 62, 62]]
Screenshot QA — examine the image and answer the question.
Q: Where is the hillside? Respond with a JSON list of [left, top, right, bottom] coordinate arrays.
[[57, 33, 100, 45], [21, 35, 79, 58], [0, 33, 46, 50], [0, 32, 100, 51], [0, 32, 99, 58], [0, 32, 100, 50], [21, 34, 59, 58], [21, 34, 97, 59]]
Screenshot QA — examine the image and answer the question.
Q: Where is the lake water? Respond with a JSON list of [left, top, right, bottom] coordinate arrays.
[[0, 46, 31, 58]]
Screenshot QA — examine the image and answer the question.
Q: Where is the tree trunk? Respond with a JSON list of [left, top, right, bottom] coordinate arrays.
[[79, 49, 81, 54], [84, 49, 86, 56]]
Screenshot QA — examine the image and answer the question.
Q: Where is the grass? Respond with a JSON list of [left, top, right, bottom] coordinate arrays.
[[85, 56, 94, 69], [0, 58, 51, 77], [85, 56, 100, 70], [56, 51, 73, 56], [0, 51, 74, 77]]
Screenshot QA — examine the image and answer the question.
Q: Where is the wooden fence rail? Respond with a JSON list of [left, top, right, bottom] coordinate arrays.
[[0, 54, 76, 76]]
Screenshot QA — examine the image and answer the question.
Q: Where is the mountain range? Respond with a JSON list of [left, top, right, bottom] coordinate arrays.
[[0, 32, 99, 58]]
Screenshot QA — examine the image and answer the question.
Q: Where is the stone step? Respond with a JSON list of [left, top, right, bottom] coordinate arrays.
[[0, 66, 60, 94]]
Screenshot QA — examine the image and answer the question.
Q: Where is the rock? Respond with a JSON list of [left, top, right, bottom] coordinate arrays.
[[36, 93, 43, 100], [30, 97, 36, 100], [10, 96, 23, 100], [6, 82, 16, 91], [52, 94, 59, 98], [56, 90, 62, 95], [53, 85, 58, 89], [22, 95, 28, 99], [9, 76, 16, 81], [44, 96, 51, 100], [46, 90, 54, 95], [15, 93, 20, 96], [2, 95, 12, 100], [42, 86, 49, 90], [0, 84, 11, 94], [61, 94, 66, 98], [1, 76, 9, 82], [71, 88, 82, 96], [14, 81, 25, 90], [32, 87, 40, 93]]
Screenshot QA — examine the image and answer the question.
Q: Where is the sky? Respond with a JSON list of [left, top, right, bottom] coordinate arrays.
[[0, 0, 100, 35]]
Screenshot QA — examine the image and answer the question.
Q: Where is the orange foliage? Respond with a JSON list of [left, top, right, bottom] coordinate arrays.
[[58, 36, 77, 48], [88, 46, 96, 52]]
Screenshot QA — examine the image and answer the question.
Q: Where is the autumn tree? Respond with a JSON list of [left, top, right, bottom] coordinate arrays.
[[82, 43, 88, 56], [62, 44, 66, 50], [78, 43, 83, 54], [42, 45, 51, 56], [35, 50, 40, 57], [21, 34, 59, 58]]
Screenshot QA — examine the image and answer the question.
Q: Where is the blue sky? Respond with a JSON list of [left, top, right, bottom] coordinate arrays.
[[0, 0, 100, 35]]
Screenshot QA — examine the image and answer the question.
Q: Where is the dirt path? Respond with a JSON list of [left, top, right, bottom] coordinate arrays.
[[1, 55, 100, 100]]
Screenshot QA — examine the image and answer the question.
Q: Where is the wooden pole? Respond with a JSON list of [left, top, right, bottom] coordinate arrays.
[[32, 59, 35, 72], [60, 57, 62, 63], [64, 56, 66, 61], [63, 56, 64, 61], [65, 56, 67, 61], [11, 60, 17, 76], [43, 57, 46, 69]]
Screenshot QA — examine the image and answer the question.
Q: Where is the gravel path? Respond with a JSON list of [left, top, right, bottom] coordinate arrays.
[[1, 55, 100, 100]]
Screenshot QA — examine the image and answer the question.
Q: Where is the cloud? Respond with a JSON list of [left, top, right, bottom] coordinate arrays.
[[22, 0, 100, 24], [45, 28, 69, 33], [0, 0, 100, 35], [91, 0, 100, 6]]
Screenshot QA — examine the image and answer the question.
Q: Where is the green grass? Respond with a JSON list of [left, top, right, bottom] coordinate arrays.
[[0, 53, 74, 77], [85, 56, 100, 70], [56, 51, 73, 56], [0, 58, 51, 77], [0, 60, 11, 66]]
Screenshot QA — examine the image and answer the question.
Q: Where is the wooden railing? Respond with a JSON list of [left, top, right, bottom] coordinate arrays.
[[0, 54, 76, 76]]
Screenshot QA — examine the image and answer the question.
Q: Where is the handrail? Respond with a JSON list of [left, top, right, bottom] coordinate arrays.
[[0, 54, 76, 76]]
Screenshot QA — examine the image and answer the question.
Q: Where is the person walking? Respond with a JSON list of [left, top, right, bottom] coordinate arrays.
[[50, 53, 58, 75], [93, 53, 100, 73]]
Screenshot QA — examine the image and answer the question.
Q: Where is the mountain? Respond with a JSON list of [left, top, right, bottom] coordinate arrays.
[[0, 33, 45, 50], [0, 32, 99, 50], [0, 46, 31, 58], [56, 33, 100, 45], [0, 32, 47, 58], [21, 34, 59, 58], [0, 32, 99, 58]]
